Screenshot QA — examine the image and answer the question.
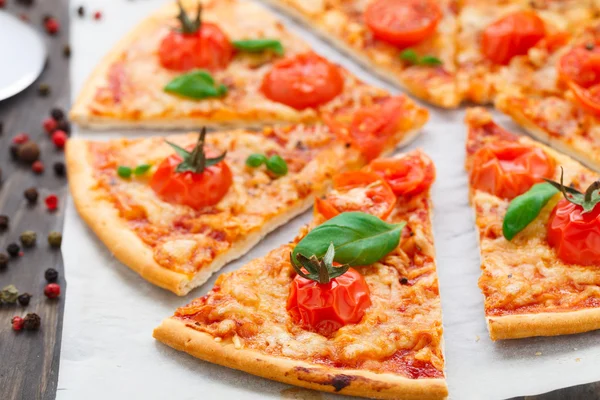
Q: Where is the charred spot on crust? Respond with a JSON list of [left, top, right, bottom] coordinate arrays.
[[331, 374, 354, 391]]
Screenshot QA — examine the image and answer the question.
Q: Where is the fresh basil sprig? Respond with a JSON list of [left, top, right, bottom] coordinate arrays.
[[246, 153, 288, 176], [233, 39, 284, 56], [292, 243, 349, 284], [400, 49, 443, 66], [292, 212, 405, 266], [166, 127, 226, 173], [164, 70, 227, 100], [545, 168, 600, 214], [502, 182, 559, 240]]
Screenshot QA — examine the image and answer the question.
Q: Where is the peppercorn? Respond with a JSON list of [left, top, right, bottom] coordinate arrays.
[[0, 0, 5, 8], [24, 187, 39, 204], [52, 130, 67, 148], [13, 132, 29, 144], [32, 160, 44, 174], [0, 214, 8, 230], [50, 108, 64, 121], [45, 194, 58, 211], [10, 144, 20, 159], [16, 0, 35, 6], [0, 253, 8, 269], [23, 313, 41, 330], [44, 283, 60, 299], [38, 83, 51, 97], [94, 10, 102, 20], [1, 284, 19, 303], [43, 117, 58, 133], [56, 119, 71, 134], [44, 18, 60, 35], [53, 162, 66, 177], [18, 141, 40, 163], [48, 232, 62, 248], [77, 5, 85, 17], [20, 231, 37, 248], [18, 293, 31, 306], [400, 277, 409, 285], [0, 121, 3, 134], [12, 316, 24, 331], [63, 44, 71, 58], [44, 268, 59, 282], [7, 243, 20, 258]]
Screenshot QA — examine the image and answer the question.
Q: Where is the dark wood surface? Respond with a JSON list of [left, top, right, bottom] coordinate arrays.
[[0, 1, 69, 400]]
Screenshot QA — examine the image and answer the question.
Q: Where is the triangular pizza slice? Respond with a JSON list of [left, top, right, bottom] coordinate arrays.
[[465, 107, 600, 340], [154, 150, 447, 399], [66, 98, 427, 295], [71, 0, 406, 129]]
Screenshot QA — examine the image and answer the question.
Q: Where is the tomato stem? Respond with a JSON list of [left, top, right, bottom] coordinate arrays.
[[176, 0, 201, 35], [189, 127, 207, 172], [585, 181, 600, 203]]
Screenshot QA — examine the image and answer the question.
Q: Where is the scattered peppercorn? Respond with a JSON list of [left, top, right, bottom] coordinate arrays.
[[44, 283, 60, 299], [51, 107, 65, 121], [0, 253, 8, 270], [44, 17, 60, 35], [43, 117, 58, 133], [38, 83, 51, 97], [1, 284, 19, 303], [23, 313, 41, 331], [16, 0, 35, 6], [399, 277, 409, 285], [44, 268, 59, 282], [10, 144, 20, 159], [63, 44, 71, 58], [56, 119, 71, 134], [53, 162, 66, 177], [45, 194, 58, 211], [0, 121, 3, 134], [32, 160, 44, 174], [0, 215, 8, 230], [17, 293, 31, 306], [93, 10, 102, 20], [47, 232, 62, 248], [12, 316, 24, 331], [7, 243, 20, 258], [24, 187, 39, 204], [77, 5, 85, 17], [18, 141, 40, 163], [0, 0, 5, 8], [13, 132, 29, 144], [19, 231, 37, 248], [52, 130, 67, 148]]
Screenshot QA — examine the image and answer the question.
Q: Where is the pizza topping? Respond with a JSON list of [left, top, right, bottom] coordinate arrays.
[[366, 154, 435, 196], [481, 11, 546, 65], [117, 163, 151, 179], [558, 44, 600, 88], [232, 39, 284, 56], [567, 81, 600, 117], [502, 182, 558, 240], [245, 153, 288, 176], [364, 0, 442, 48], [399, 49, 442, 67], [158, 2, 234, 71], [150, 128, 232, 209], [469, 140, 555, 199], [164, 70, 228, 100], [260, 52, 344, 110]]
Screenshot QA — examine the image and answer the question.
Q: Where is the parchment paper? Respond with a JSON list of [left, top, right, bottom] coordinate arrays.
[[58, 1, 600, 399]]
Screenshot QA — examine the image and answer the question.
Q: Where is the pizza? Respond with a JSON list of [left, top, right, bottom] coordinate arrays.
[[70, 0, 404, 130], [153, 150, 447, 399], [65, 99, 427, 295], [465, 107, 600, 340]]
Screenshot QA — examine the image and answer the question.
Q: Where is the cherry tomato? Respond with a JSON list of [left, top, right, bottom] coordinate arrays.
[[260, 52, 344, 110], [469, 141, 555, 199], [150, 149, 232, 209], [568, 81, 600, 116], [537, 31, 570, 53], [548, 199, 600, 266], [287, 267, 371, 336], [481, 11, 546, 65], [558, 44, 600, 88], [158, 23, 234, 71], [315, 171, 397, 220], [366, 154, 435, 196], [364, 0, 441, 48]]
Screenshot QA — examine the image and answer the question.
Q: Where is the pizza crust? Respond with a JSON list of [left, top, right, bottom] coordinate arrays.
[[153, 317, 448, 400]]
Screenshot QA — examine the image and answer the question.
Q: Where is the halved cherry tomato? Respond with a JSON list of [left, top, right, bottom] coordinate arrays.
[[150, 148, 233, 209], [568, 81, 600, 116], [481, 11, 546, 65], [366, 154, 435, 196], [316, 171, 396, 220], [537, 31, 570, 53], [469, 141, 555, 199], [260, 52, 344, 110], [364, 0, 441, 48], [287, 267, 371, 337], [548, 199, 600, 266], [558, 44, 600, 88], [158, 23, 234, 71]]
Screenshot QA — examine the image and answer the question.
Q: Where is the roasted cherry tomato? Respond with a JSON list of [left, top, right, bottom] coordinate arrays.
[[558, 44, 600, 88], [260, 52, 344, 110], [150, 148, 232, 209], [548, 199, 600, 266], [316, 171, 396, 220], [481, 11, 546, 65], [364, 0, 441, 48], [469, 141, 555, 199], [568, 81, 600, 116], [366, 154, 435, 196], [287, 267, 371, 337]]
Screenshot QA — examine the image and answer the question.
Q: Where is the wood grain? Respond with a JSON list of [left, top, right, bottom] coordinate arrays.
[[0, 1, 69, 399]]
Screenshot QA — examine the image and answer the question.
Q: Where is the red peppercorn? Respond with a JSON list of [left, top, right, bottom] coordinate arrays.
[[43, 117, 58, 134], [44, 17, 60, 35], [32, 160, 44, 174], [52, 130, 67, 148], [0, 0, 5, 8], [13, 133, 29, 145], [19, 14, 29, 22], [93, 11, 102, 20], [12, 316, 24, 331], [44, 283, 60, 299], [45, 194, 58, 211]]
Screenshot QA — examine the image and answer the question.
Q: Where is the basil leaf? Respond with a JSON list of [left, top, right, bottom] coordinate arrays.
[[233, 39, 284, 56], [293, 212, 405, 266], [164, 70, 228, 100], [134, 164, 151, 176], [265, 154, 288, 176], [420, 55, 443, 66], [400, 49, 419, 64], [117, 166, 132, 178], [246, 153, 267, 168], [399, 48, 442, 67], [502, 183, 559, 241]]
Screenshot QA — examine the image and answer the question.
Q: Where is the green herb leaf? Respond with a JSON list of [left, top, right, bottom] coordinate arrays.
[[292, 243, 350, 284], [292, 212, 405, 267], [400, 49, 419, 64], [166, 128, 227, 174], [420, 55, 443, 66], [502, 182, 559, 240], [134, 164, 152, 176], [117, 166, 132, 179], [164, 70, 228, 100], [266, 154, 288, 176], [233, 39, 284, 56], [246, 153, 267, 168], [399, 48, 442, 67], [545, 167, 600, 214]]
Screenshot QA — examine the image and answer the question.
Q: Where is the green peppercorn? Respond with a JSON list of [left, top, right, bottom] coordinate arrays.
[[38, 83, 51, 97], [18, 293, 31, 306], [265, 155, 288, 176], [23, 313, 41, 330], [48, 231, 62, 248], [246, 154, 267, 168], [134, 164, 151, 176], [0, 253, 8, 269], [117, 166, 132, 178], [19, 231, 37, 248], [1, 284, 19, 304]]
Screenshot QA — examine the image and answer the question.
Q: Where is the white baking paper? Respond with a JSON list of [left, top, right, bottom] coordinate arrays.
[[58, 1, 600, 399]]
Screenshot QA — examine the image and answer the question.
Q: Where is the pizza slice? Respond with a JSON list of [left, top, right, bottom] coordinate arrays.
[[261, 0, 461, 108], [465, 107, 600, 340], [66, 99, 428, 295], [70, 0, 405, 129], [154, 150, 447, 399]]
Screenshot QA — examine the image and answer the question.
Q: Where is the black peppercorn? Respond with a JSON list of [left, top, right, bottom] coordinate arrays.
[[38, 84, 51, 97], [18, 293, 31, 306], [10, 144, 19, 159], [77, 5, 85, 17], [17, 141, 40, 163], [56, 119, 71, 134], [63, 44, 71, 58], [45, 268, 59, 282], [0, 121, 3, 135], [48, 232, 62, 248], [42, 14, 52, 23], [23, 313, 41, 330], [400, 277, 409, 285], [0, 253, 8, 269], [51, 107, 65, 121], [0, 215, 8, 230], [53, 162, 66, 177], [7, 243, 20, 257], [24, 187, 39, 204], [20, 231, 37, 248]]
